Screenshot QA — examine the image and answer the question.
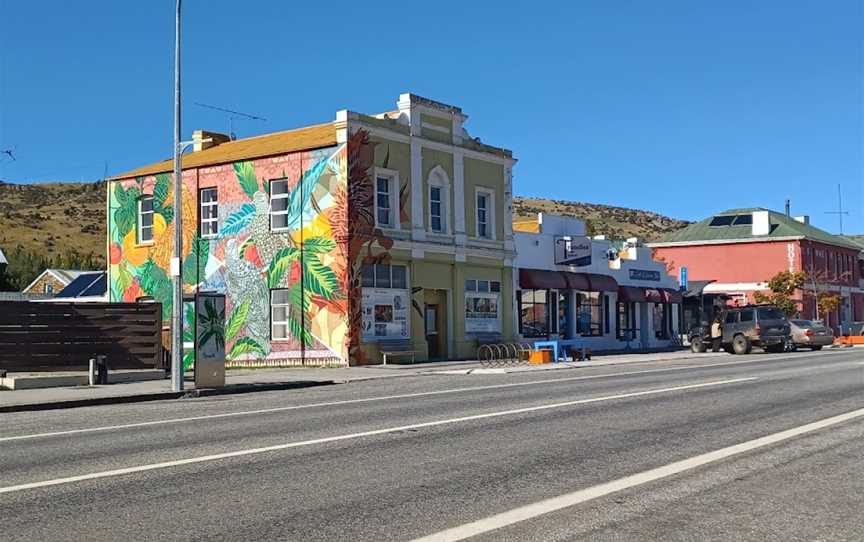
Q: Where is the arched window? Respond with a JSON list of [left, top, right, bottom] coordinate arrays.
[[427, 166, 450, 234]]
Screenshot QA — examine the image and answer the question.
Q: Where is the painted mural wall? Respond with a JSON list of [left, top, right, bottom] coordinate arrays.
[[108, 143, 356, 367]]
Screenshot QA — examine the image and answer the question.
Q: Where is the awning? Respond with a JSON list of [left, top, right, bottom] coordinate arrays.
[[618, 286, 646, 303], [661, 288, 683, 303], [683, 280, 716, 298], [519, 269, 618, 292], [618, 287, 682, 303]]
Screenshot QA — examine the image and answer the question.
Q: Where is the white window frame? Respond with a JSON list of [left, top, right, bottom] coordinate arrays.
[[199, 187, 219, 239], [137, 195, 154, 244], [269, 179, 290, 232], [270, 288, 291, 341], [474, 187, 496, 240], [427, 166, 450, 234], [374, 168, 400, 230]]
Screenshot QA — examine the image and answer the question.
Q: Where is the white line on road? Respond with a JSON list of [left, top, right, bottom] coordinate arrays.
[[0, 358, 783, 443], [411, 405, 864, 542], [0, 378, 754, 495]]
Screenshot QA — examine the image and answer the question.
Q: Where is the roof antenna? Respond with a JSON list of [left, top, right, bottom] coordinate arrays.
[[784, 199, 791, 217], [824, 184, 848, 234], [193, 103, 267, 140]]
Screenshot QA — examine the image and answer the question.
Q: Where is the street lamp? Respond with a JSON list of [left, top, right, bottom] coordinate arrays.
[[171, 0, 183, 391]]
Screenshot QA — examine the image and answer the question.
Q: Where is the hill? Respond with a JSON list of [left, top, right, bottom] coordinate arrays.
[[513, 196, 691, 241]]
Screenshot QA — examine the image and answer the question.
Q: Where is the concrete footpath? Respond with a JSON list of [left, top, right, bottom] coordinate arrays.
[[0, 350, 735, 413]]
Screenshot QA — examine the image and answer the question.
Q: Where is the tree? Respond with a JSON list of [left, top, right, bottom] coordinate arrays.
[[816, 292, 841, 323], [753, 270, 806, 317]]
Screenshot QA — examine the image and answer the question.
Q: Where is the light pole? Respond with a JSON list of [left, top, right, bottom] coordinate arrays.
[[171, 0, 183, 391]]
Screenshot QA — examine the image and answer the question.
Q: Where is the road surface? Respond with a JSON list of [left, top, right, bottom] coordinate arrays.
[[1, 349, 862, 541]]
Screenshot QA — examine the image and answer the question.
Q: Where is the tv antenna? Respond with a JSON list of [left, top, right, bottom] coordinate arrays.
[[193, 103, 267, 140], [824, 183, 849, 234]]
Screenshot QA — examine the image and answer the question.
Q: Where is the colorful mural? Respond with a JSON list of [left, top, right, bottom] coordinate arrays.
[[109, 143, 354, 367]]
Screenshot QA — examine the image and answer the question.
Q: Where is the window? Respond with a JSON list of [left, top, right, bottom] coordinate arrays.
[[617, 302, 635, 340], [739, 309, 754, 322], [271, 289, 291, 340], [137, 195, 154, 243], [270, 179, 289, 231], [466, 280, 501, 293], [757, 307, 784, 320], [732, 214, 753, 226], [45, 282, 54, 295], [430, 186, 443, 233], [362, 264, 408, 289], [654, 303, 671, 339], [709, 215, 735, 227], [199, 188, 219, 238], [575, 292, 603, 337], [519, 290, 549, 338], [475, 190, 494, 239], [466, 279, 502, 333], [374, 170, 399, 229], [725, 312, 738, 324]]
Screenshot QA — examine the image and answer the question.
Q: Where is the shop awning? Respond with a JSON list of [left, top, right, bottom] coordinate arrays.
[[683, 280, 716, 298], [618, 287, 683, 303], [519, 269, 618, 292]]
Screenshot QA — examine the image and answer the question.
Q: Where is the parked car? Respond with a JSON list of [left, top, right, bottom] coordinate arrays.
[[687, 323, 712, 353], [721, 305, 791, 354], [789, 319, 834, 350]]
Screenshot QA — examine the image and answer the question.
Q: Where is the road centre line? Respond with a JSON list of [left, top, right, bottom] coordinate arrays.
[[411, 405, 864, 542], [0, 378, 754, 495], [0, 356, 801, 443], [0, 354, 833, 443]]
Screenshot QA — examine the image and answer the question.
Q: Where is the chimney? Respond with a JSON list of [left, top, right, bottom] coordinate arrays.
[[785, 199, 791, 216], [794, 215, 810, 225], [193, 130, 231, 152], [752, 210, 770, 236]]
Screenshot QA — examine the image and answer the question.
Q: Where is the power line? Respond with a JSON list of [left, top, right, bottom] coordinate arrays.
[[193, 102, 267, 140]]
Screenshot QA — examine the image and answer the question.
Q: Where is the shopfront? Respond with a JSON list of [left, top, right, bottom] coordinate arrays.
[[514, 214, 681, 352]]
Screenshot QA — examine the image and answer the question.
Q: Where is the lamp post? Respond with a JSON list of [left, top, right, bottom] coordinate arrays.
[[170, 0, 183, 391]]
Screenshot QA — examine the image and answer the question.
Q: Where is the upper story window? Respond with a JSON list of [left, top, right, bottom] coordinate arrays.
[[374, 169, 399, 229], [430, 186, 443, 233], [45, 282, 54, 295], [361, 263, 407, 289], [138, 195, 154, 243], [475, 189, 495, 239], [270, 179, 289, 231], [199, 188, 219, 238], [427, 166, 449, 234]]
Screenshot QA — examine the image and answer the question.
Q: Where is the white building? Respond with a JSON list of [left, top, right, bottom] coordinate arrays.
[[514, 213, 681, 352]]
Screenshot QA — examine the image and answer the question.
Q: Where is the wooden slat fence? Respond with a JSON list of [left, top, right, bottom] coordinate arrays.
[[0, 301, 163, 372]]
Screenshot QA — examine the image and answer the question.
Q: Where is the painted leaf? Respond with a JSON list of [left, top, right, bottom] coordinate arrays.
[[302, 236, 336, 254], [288, 282, 313, 347], [225, 299, 250, 341], [182, 350, 195, 371], [115, 262, 134, 293], [182, 236, 210, 286], [228, 337, 267, 360], [153, 174, 170, 209], [138, 259, 173, 318], [220, 203, 256, 238], [302, 253, 340, 300], [158, 205, 174, 225], [113, 183, 140, 238], [267, 247, 301, 289], [285, 157, 329, 230], [234, 161, 259, 199]]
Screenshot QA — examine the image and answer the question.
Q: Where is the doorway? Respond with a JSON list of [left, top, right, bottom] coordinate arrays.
[[423, 289, 448, 361], [425, 305, 440, 359]]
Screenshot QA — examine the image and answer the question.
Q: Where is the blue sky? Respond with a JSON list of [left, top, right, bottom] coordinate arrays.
[[1, 1, 861, 233]]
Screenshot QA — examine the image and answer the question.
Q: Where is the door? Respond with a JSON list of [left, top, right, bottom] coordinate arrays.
[[425, 305, 440, 359], [639, 302, 650, 348]]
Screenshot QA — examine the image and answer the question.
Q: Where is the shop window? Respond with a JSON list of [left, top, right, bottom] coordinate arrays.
[[558, 291, 571, 339], [617, 302, 635, 340], [653, 303, 671, 339], [361, 264, 410, 341], [466, 279, 502, 334], [575, 292, 603, 337], [519, 289, 549, 338]]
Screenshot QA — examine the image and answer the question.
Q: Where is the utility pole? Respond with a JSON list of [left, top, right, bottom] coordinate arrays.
[[171, 0, 184, 392], [824, 184, 849, 235]]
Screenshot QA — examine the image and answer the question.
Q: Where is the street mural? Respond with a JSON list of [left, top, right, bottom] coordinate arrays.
[[108, 129, 397, 366]]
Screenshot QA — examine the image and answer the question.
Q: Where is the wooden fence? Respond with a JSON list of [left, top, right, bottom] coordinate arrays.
[[0, 301, 163, 372]]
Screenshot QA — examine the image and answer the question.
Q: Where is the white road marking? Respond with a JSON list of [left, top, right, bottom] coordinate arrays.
[[0, 357, 782, 443], [412, 405, 864, 542], [0, 378, 754, 494]]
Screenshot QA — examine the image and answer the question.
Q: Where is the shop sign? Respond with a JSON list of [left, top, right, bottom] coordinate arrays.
[[362, 288, 410, 340], [465, 292, 501, 333], [629, 269, 661, 282], [554, 236, 592, 267]]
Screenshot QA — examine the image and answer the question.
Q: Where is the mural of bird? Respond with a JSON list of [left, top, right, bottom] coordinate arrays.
[[223, 238, 272, 353]]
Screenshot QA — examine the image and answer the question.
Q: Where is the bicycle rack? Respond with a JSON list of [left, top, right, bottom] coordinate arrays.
[[478, 343, 532, 367]]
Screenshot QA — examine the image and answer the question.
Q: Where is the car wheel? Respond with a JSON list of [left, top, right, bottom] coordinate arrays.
[[690, 337, 707, 353], [811, 345, 823, 351], [732, 334, 751, 355]]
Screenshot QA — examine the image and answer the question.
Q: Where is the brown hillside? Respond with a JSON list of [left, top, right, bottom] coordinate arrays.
[[0, 181, 106, 263], [514, 196, 691, 241]]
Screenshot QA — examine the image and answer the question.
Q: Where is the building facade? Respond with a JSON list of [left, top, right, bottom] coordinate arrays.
[[649, 208, 864, 331], [106, 93, 515, 367], [515, 214, 681, 351], [23, 269, 87, 296]]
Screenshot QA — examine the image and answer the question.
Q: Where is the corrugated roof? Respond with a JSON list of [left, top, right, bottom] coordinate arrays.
[[51, 269, 90, 284], [110, 123, 338, 180], [652, 208, 862, 250]]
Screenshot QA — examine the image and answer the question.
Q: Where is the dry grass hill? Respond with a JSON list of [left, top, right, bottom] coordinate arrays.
[[514, 196, 691, 241], [0, 182, 691, 265], [0, 181, 106, 263]]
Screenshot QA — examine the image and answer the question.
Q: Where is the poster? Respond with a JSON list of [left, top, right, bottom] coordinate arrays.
[[465, 292, 501, 333], [362, 288, 410, 340]]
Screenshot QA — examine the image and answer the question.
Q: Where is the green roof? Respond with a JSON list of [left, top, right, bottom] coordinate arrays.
[[651, 208, 862, 250]]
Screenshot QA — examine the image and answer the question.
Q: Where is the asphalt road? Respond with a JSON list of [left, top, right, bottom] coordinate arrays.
[[1, 349, 862, 541]]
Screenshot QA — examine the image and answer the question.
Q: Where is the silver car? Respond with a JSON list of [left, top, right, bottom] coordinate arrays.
[[789, 319, 834, 350]]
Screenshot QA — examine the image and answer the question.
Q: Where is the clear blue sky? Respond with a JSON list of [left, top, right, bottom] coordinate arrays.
[[1, 1, 862, 233]]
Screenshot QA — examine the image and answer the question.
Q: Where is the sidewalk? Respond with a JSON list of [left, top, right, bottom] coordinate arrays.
[[0, 349, 730, 413]]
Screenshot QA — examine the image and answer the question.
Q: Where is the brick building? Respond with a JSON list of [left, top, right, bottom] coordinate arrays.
[[648, 208, 864, 331]]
